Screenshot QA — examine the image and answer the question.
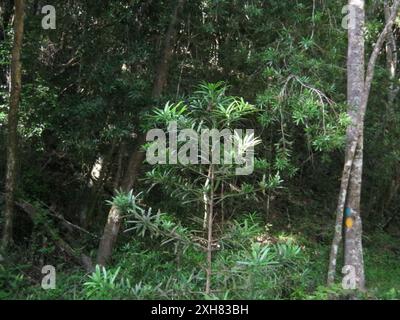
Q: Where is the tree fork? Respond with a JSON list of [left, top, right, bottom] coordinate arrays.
[[328, 0, 400, 287]]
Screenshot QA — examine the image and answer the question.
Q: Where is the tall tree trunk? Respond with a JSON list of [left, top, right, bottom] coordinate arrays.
[[97, 0, 185, 266], [328, 0, 400, 289], [385, 0, 398, 109], [367, 2, 399, 219], [343, 0, 366, 291], [151, 0, 185, 99], [1, 0, 24, 250], [379, 0, 400, 220]]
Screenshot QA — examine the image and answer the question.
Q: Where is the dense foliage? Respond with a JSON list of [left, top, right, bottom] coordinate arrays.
[[0, 0, 399, 300]]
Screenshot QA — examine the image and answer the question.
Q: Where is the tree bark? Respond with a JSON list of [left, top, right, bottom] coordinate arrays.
[[343, 0, 366, 291], [385, 0, 398, 109], [1, 0, 24, 250], [97, 0, 185, 266], [328, 0, 400, 289], [152, 0, 185, 98], [380, 0, 400, 220]]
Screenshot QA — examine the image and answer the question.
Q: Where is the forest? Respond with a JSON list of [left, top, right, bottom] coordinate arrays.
[[0, 0, 400, 301]]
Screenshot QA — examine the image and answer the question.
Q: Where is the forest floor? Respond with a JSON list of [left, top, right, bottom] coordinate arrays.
[[1, 213, 399, 300]]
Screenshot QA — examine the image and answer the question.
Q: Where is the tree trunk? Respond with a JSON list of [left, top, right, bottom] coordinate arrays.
[[151, 0, 185, 98], [96, 136, 146, 266], [97, 0, 185, 266], [385, 0, 398, 109], [1, 0, 24, 250], [381, 1, 400, 219], [328, 0, 400, 289], [343, 0, 366, 291]]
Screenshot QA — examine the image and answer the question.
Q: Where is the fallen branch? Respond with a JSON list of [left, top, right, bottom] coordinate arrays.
[[34, 199, 97, 238], [15, 200, 94, 272]]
